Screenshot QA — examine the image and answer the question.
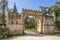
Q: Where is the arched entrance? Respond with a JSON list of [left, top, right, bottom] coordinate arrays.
[[6, 8, 56, 35], [24, 16, 41, 33], [21, 9, 43, 33]]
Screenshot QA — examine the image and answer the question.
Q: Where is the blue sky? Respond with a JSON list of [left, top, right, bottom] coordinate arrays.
[[8, 0, 60, 13]]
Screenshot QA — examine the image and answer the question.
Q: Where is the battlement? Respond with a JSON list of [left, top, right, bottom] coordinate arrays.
[[22, 8, 42, 13]]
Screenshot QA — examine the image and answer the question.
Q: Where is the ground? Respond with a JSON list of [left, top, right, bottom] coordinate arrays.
[[3, 30, 60, 40]]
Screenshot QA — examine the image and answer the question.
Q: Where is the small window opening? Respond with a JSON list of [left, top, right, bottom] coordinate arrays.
[[12, 21, 13, 24]]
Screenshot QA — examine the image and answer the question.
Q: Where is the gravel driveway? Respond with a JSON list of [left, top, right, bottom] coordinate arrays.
[[4, 30, 60, 40]]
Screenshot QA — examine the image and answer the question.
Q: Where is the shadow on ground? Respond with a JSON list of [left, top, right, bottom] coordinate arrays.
[[23, 31, 47, 37]]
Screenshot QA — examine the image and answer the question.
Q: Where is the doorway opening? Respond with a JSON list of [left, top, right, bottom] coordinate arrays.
[[24, 16, 41, 34]]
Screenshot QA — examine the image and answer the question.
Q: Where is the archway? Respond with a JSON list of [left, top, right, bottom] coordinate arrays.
[[21, 9, 43, 34], [24, 16, 36, 29], [23, 15, 42, 34]]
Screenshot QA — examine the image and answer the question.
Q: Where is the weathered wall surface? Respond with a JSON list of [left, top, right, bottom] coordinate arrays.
[[6, 24, 23, 35], [6, 7, 24, 35], [43, 26, 56, 34], [5, 7, 57, 35], [22, 9, 43, 33], [43, 16, 56, 34]]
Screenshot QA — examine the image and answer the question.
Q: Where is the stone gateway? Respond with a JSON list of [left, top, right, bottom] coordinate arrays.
[[5, 6, 57, 35]]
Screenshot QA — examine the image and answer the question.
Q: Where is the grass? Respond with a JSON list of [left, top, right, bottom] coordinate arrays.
[[0, 35, 8, 39], [50, 33, 60, 36], [55, 34, 60, 36], [0, 35, 3, 39]]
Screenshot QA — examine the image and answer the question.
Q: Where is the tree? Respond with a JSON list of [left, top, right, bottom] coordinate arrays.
[[39, 6, 49, 14], [49, 2, 60, 16], [24, 16, 38, 29], [39, 2, 60, 30], [0, 13, 5, 24], [0, 0, 8, 26], [48, 2, 60, 30], [1, 0, 8, 15], [13, 3, 17, 13]]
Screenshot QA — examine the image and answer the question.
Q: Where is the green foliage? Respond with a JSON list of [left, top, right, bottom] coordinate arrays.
[[55, 16, 60, 30], [0, 13, 6, 26], [0, 35, 3, 39], [39, 2, 60, 30], [24, 16, 38, 29], [57, 16, 60, 21], [49, 2, 60, 30], [0, 35, 7, 39], [13, 3, 17, 13], [49, 2, 60, 15], [0, 0, 8, 26], [0, 0, 8, 13], [39, 6, 49, 14]]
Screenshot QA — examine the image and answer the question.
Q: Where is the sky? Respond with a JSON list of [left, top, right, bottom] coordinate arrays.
[[8, 0, 60, 13]]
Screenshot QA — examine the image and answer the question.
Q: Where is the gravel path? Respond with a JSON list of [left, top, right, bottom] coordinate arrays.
[[5, 31, 60, 40], [9, 36, 60, 40]]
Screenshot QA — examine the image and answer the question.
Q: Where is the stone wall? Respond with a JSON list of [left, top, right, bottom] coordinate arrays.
[[6, 24, 23, 35], [43, 15, 56, 34], [43, 26, 55, 34], [5, 7, 57, 34]]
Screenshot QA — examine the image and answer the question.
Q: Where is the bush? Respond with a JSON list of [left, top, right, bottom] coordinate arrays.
[[56, 21, 60, 30], [0, 35, 3, 39], [56, 16, 60, 30], [0, 35, 7, 39]]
